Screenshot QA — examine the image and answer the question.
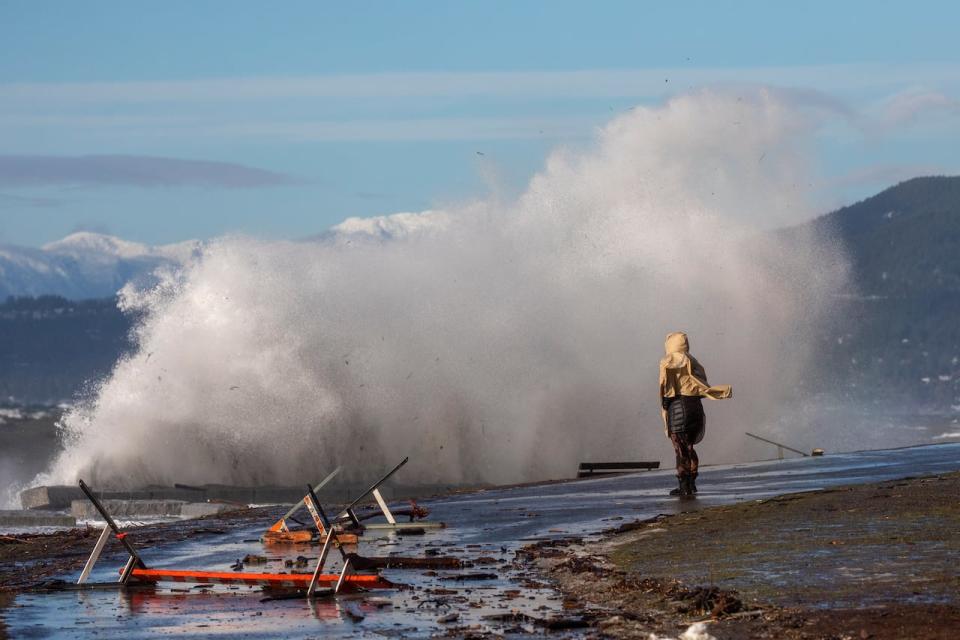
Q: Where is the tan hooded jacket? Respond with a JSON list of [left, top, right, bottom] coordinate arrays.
[[658, 332, 732, 427]]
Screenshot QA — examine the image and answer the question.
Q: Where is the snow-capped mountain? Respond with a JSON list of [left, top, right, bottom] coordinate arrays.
[[308, 209, 450, 246], [0, 232, 200, 299], [2, 215, 443, 300]]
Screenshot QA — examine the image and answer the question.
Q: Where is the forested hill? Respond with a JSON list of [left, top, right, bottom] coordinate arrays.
[[810, 175, 960, 297], [798, 176, 960, 408]]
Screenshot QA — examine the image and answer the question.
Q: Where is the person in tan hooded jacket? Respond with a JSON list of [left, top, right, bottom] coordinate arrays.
[[659, 332, 732, 497]]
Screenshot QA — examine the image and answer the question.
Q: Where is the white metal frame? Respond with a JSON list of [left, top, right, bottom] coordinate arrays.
[[334, 457, 444, 531], [77, 479, 358, 597], [267, 466, 342, 534]]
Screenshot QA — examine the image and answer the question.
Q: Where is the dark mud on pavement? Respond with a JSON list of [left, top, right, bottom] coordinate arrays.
[[532, 472, 960, 639]]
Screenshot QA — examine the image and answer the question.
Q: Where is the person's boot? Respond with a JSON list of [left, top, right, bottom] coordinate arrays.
[[679, 476, 695, 499], [689, 475, 698, 494], [669, 476, 684, 496]]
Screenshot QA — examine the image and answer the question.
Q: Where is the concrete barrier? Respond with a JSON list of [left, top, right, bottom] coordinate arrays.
[[22, 486, 207, 510], [69, 500, 241, 520], [23, 481, 474, 511], [71, 499, 187, 519], [20, 486, 85, 510], [180, 503, 234, 518], [0, 510, 76, 528]]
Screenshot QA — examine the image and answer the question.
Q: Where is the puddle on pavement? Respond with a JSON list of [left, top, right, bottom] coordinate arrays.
[[3, 521, 575, 639]]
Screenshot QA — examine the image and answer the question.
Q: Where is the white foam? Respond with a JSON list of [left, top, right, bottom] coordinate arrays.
[[648, 622, 717, 640], [36, 88, 848, 489]]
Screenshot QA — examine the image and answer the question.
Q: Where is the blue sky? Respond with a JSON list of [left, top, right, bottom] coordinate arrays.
[[2, 1, 959, 246]]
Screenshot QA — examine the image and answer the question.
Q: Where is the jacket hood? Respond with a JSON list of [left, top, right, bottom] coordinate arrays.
[[664, 332, 689, 355]]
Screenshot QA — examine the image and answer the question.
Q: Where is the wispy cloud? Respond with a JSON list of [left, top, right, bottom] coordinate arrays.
[[2, 66, 958, 145], [203, 115, 598, 142], [0, 155, 295, 189], [877, 90, 960, 127], [1, 64, 959, 104], [0, 192, 63, 207]]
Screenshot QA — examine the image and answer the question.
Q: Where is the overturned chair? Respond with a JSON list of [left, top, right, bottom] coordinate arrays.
[[76, 479, 395, 597], [263, 456, 444, 545]]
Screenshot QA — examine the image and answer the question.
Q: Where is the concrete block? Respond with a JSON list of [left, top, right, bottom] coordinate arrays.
[[20, 485, 85, 510], [200, 485, 259, 503], [197, 485, 318, 504], [71, 499, 187, 519], [124, 487, 204, 502], [24, 485, 217, 510], [0, 510, 76, 527], [21, 479, 466, 513], [180, 502, 233, 518]]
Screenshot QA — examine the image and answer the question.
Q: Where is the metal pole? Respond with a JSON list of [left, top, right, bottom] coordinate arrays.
[[78, 479, 147, 568], [276, 466, 343, 528], [307, 526, 335, 596], [744, 432, 808, 457], [306, 483, 353, 595], [307, 484, 348, 562], [77, 526, 112, 584], [335, 457, 409, 521], [119, 556, 138, 584], [371, 488, 396, 525]]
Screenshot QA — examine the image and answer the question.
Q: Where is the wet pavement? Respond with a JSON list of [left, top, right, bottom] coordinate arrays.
[[4, 442, 959, 638]]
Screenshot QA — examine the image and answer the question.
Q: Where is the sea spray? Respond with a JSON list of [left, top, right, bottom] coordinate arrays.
[[37, 88, 848, 489]]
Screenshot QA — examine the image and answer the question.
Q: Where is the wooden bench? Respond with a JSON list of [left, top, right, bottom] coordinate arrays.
[[577, 461, 660, 478]]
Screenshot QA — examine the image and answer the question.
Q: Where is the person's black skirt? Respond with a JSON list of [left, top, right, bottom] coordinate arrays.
[[666, 395, 705, 443]]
